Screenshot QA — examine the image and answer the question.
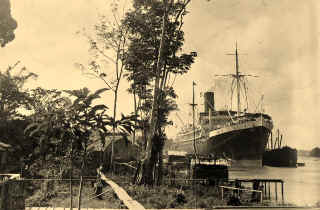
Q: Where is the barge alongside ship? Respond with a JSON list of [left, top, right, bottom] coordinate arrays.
[[263, 129, 297, 167]]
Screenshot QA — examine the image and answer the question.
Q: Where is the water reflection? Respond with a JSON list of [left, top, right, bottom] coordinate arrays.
[[229, 156, 320, 206]]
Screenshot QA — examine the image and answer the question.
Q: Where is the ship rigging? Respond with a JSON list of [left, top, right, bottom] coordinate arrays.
[[215, 43, 258, 116]]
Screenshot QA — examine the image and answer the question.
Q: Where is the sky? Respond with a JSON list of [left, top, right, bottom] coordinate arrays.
[[0, 0, 319, 150]]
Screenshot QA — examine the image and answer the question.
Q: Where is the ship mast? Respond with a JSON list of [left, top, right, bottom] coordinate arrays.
[[235, 43, 241, 116], [216, 43, 257, 116]]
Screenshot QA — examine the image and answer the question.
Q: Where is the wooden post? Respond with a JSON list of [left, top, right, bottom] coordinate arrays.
[[275, 182, 278, 201], [264, 182, 267, 198], [77, 175, 83, 210], [281, 182, 284, 204], [70, 139, 74, 210], [221, 187, 224, 200], [0, 151, 8, 173], [0, 182, 8, 210], [268, 182, 271, 199]]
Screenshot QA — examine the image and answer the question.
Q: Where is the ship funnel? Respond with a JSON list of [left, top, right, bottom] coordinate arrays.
[[204, 92, 215, 113]]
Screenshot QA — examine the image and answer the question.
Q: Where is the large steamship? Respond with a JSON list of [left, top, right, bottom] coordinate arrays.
[[170, 46, 273, 168]]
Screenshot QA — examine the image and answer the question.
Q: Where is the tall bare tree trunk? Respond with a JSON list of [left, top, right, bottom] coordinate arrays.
[[133, 89, 137, 145], [111, 86, 119, 172]]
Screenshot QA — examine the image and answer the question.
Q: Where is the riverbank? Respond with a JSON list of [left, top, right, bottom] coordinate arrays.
[[230, 156, 320, 207], [105, 172, 298, 209], [24, 172, 297, 209], [22, 157, 315, 209]]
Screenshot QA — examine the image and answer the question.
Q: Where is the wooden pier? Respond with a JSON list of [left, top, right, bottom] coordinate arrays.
[[232, 179, 285, 203]]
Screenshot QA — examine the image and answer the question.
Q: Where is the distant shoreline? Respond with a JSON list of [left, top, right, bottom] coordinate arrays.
[[298, 148, 320, 158]]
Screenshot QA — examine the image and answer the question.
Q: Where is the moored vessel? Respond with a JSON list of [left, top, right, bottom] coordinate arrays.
[[263, 129, 297, 167], [170, 45, 273, 168]]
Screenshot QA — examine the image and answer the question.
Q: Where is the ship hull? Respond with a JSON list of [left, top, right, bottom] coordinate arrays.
[[208, 125, 270, 168], [170, 120, 272, 168]]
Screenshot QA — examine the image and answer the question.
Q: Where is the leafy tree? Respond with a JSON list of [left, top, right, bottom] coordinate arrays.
[[24, 88, 72, 164], [0, 61, 37, 121], [0, 62, 37, 172], [126, 72, 154, 151], [25, 87, 120, 209], [63, 88, 109, 209], [59, 87, 134, 209], [0, 62, 34, 174], [0, 1, 22, 170], [0, 119, 31, 172], [0, 0, 17, 47], [76, 2, 132, 171], [28, 88, 66, 117], [24, 89, 72, 164], [123, 0, 195, 185]]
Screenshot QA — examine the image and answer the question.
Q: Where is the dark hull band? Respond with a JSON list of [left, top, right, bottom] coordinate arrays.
[[170, 120, 272, 168]]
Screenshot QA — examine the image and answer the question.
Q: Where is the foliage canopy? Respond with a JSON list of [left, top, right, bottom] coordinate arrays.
[[0, 0, 17, 47]]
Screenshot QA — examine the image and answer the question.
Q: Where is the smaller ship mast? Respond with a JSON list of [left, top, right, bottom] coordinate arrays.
[[190, 81, 198, 161]]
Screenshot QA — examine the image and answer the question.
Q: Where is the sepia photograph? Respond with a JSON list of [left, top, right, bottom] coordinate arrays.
[[0, 0, 319, 209]]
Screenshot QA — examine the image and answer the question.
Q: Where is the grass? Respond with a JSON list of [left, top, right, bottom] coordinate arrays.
[[105, 172, 299, 209], [23, 172, 299, 209], [25, 179, 127, 208], [106, 172, 228, 209], [23, 158, 298, 209], [23, 156, 127, 208]]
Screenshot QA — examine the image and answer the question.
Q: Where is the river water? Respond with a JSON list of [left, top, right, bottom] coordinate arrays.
[[229, 156, 320, 206]]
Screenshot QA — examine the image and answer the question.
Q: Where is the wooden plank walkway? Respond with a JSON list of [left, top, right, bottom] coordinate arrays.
[[25, 208, 316, 210], [26, 171, 145, 210], [98, 170, 145, 210], [25, 208, 203, 210], [25, 208, 125, 210], [25, 208, 315, 210]]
